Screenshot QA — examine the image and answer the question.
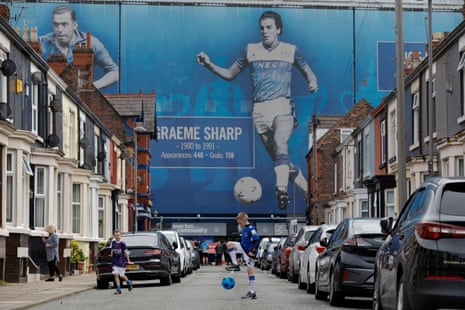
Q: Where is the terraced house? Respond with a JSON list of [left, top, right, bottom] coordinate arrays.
[[0, 7, 137, 283]]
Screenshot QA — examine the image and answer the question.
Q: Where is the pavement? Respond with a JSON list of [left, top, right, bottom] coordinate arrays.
[[0, 273, 96, 310]]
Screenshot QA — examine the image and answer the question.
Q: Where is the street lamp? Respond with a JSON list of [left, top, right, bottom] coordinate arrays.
[[133, 123, 146, 233]]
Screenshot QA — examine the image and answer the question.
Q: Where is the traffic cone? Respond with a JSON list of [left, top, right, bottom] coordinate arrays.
[[221, 254, 225, 265]]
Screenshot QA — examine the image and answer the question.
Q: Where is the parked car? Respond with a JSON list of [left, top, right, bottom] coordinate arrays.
[[159, 230, 189, 276], [180, 236, 193, 274], [259, 239, 280, 270], [288, 225, 319, 282], [298, 224, 337, 292], [373, 177, 465, 310], [95, 231, 181, 289], [271, 237, 285, 274], [185, 239, 200, 270], [275, 234, 297, 279], [315, 218, 385, 306], [256, 237, 281, 268]]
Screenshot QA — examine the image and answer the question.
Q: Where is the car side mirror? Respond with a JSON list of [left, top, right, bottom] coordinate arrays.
[[173, 241, 178, 249], [380, 217, 394, 234], [320, 237, 329, 247]]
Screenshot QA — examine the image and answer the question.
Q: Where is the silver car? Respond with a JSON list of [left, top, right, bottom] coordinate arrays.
[[288, 225, 320, 282], [298, 224, 337, 292]]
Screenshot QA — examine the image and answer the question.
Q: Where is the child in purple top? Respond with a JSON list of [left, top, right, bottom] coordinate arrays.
[[111, 230, 134, 294]]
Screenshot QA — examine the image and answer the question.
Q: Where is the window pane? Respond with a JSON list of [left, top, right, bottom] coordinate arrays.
[[6, 175, 13, 222], [35, 198, 45, 227], [36, 167, 45, 194], [73, 205, 81, 234]]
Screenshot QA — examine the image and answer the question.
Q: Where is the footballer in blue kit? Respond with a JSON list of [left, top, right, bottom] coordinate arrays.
[[197, 11, 318, 210], [224, 212, 260, 299]]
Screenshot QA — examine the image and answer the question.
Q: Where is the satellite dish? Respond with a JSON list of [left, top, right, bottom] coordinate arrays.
[[1, 59, 16, 77], [46, 134, 60, 147]]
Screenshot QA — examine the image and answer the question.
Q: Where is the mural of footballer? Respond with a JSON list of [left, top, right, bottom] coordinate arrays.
[[197, 11, 318, 210]]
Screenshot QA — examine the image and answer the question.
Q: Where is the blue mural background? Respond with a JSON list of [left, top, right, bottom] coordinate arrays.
[[6, 2, 462, 216]]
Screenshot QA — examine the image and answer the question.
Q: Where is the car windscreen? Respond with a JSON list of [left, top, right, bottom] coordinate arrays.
[[304, 230, 316, 241], [440, 183, 465, 216], [350, 220, 382, 235], [122, 235, 158, 247], [161, 232, 176, 243], [267, 242, 278, 251]]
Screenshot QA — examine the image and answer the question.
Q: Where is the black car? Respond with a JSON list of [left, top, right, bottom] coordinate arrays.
[[95, 231, 181, 289], [373, 177, 465, 310], [315, 217, 385, 306]]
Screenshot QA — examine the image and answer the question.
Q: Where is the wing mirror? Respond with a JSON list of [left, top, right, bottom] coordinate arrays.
[[320, 237, 329, 247], [380, 217, 394, 234]]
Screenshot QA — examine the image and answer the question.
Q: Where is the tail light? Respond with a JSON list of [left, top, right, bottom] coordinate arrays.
[[416, 222, 465, 240], [144, 249, 162, 255], [297, 244, 306, 251], [343, 237, 370, 246], [316, 245, 326, 254], [97, 249, 111, 258]]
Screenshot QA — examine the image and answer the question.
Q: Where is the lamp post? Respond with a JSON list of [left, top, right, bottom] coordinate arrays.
[[395, 0, 407, 209], [133, 124, 146, 233], [427, 0, 434, 177]]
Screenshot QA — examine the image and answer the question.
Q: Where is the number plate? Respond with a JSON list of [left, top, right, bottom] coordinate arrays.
[[126, 264, 139, 270]]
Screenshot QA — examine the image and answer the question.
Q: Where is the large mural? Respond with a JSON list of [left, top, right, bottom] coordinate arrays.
[[6, 1, 462, 217]]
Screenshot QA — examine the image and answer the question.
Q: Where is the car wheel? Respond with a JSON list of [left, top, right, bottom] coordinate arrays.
[[372, 272, 383, 310], [298, 272, 305, 289], [96, 279, 109, 290], [172, 269, 181, 283], [160, 272, 172, 286], [314, 269, 328, 300], [306, 269, 314, 294], [397, 274, 412, 310], [329, 271, 344, 306], [292, 265, 299, 283]]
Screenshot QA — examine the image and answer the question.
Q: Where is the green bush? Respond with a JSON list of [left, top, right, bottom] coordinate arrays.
[[70, 240, 86, 263]]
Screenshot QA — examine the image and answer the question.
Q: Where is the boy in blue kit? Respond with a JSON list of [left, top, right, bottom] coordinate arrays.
[[111, 230, 134, 294], [225, 212, 260, 299]]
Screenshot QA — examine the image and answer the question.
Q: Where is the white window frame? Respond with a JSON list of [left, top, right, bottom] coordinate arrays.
[[340, 128, 353, 143], [31, 83, 38, 134], [98, 195, 105, 238], [34, 166, 47, 228], [456, 156, 465, 177], [115, 203, 122, 230], [363, 129, 370, 178], [432, 79, 437, 134], [79, 112, 86, 167], [412, 93, 420, 147], [458, 52, 465, 122], [385, 189, 395, 217], [443, 157, 450, 177], [360, 200, 369, 218], [6, 152, 15, 224], [72, 183, 82, 234], [69, 110, 76, 159], [457, 52, 465, 71], [388, 110, 397, 161], [380, 119, 386, 164], [57, 173, 64, 231], [333, 160, 338, 194]]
